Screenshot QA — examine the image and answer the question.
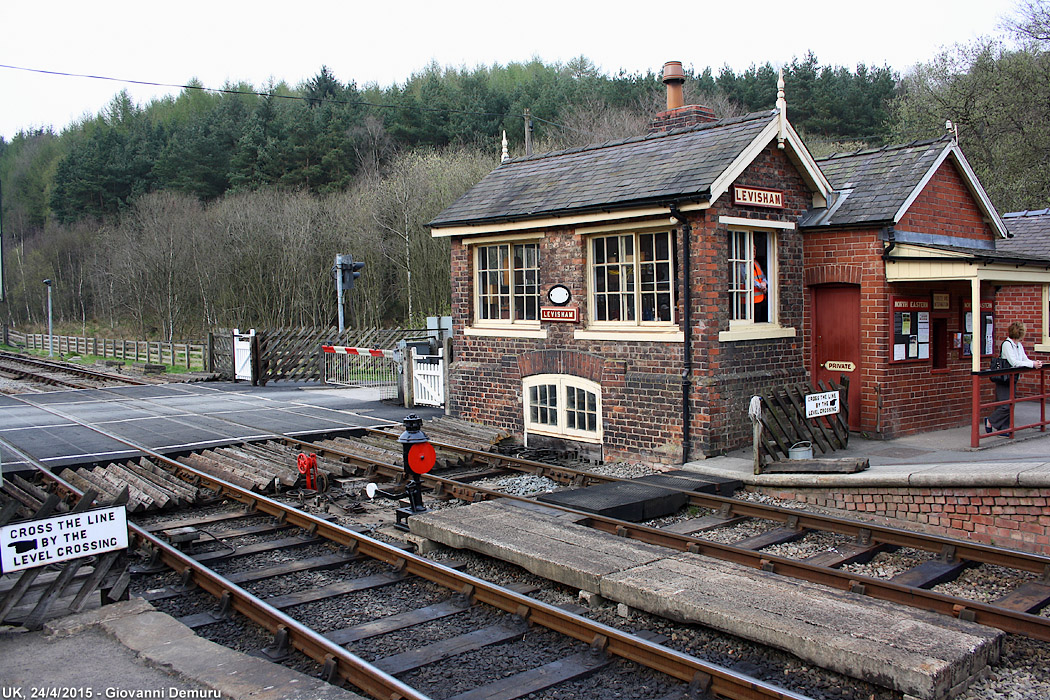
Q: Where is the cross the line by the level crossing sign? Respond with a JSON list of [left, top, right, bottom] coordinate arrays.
[[805, 391, 840, 418], [1, 506, 128, 573]]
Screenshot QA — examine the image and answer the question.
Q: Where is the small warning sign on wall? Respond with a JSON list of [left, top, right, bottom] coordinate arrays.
[[805, 391, 840, 418]]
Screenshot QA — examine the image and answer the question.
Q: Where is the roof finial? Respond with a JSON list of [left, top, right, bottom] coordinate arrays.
[[501, 130, 509, 163], [776, 69, 787, 150], [945, 119, 959, 143]]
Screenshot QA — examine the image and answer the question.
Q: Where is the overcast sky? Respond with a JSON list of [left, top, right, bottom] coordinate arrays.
[[1, 0, 1021, 141]]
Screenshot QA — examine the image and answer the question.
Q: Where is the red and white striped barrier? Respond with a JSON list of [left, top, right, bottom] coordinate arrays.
[[321, 345, 396, 359]]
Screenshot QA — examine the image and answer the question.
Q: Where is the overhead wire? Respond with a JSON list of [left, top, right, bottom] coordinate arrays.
[[0, 62, 585, 135]]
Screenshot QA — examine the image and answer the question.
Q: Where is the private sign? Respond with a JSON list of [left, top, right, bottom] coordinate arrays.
[[805, 391, 840, 418], [1, 505, 128, 573]]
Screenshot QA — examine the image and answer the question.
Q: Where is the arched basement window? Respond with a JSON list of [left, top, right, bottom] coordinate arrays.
[[522, 374, 602, 443]]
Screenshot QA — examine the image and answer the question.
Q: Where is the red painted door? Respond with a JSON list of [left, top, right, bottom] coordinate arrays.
[[813, 285, 861, 428]]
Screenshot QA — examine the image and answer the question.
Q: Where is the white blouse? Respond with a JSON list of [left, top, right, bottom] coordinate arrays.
[[1001, 338, 1037, 368]]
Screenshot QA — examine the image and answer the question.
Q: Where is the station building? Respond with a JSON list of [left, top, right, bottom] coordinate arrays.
[[803, 141, 1050, 437], [429, 63, 1050, 463]]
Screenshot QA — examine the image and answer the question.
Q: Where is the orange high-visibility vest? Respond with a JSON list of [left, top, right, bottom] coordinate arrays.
[[753, 261, 767, 304]]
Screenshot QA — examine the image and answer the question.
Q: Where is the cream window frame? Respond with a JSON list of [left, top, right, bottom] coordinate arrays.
[[719, 225, 797, 342], [1037, 284, 1050, 353], [586, 230, 677, 332], [522, 374, 603, 443], [467, 237, 544, 338]]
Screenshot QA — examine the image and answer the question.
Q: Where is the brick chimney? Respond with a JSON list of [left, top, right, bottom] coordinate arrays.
[[648, 61, 718, 134]]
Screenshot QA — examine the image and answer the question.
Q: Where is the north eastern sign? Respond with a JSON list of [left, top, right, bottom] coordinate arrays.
[[1, 506, 128, 573], [732, 186, 784, 209], [805, 391, 841, 418]]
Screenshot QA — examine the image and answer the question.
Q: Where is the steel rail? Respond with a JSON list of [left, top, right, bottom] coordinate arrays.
[[1, 404, 814, 700], [347, 430, 1050, 576], [12, 457, 431, 700], [0, 350, 150, 386], [0, 360, 92, 389], [281, 434, 1050, 642]]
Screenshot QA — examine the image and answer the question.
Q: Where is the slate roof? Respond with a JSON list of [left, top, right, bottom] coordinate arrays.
[[1000, 210, 1050, 258], [429, 111, 776, 228], [802, 137, 951, 227]]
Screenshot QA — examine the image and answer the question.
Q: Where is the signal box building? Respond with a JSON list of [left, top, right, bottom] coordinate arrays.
[[429, 65, 1050, 463]]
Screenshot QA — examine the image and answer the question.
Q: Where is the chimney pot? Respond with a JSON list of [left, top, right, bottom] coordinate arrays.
[[662, 61, 685, 110]]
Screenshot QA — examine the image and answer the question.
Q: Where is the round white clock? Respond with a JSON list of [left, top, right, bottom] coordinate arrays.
[[547, 284, 571, 306]]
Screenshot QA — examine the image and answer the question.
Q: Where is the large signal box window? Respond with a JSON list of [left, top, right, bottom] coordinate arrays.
[[475, 242, 540, 324]]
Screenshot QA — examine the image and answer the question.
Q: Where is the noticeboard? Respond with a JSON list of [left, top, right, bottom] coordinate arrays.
[[891, 297, 930, 362]]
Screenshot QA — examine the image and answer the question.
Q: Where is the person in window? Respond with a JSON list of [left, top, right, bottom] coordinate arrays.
[[752, 245, 768, 322], [987, 321, 1044, 434]]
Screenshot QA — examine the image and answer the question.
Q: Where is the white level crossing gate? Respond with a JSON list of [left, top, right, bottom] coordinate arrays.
[[322, 345, 400, 400], [233, 329, 255, 382], [411, 347, 444, 407]]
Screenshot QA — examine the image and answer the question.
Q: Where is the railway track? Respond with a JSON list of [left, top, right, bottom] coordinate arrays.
[[3, 393, 1049, 698], [282, 428, 1050, 643], [4, 436, 814, 700], [0, 349, 151, 389]]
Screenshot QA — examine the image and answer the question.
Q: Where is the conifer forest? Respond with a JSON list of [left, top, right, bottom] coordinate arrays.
[[2, 2, 1049, 340]]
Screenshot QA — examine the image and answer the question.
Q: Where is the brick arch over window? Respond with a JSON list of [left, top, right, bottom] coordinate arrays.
[[804, 264, 863, 287], [518, 350, 605, 384]]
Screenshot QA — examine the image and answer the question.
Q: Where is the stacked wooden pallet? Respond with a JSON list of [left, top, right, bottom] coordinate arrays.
[[58, 458, 207, 512], [418, 416, 513, 448]]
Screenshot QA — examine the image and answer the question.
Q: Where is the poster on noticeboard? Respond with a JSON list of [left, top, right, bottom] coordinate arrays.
[[961, 300, 994, 357], [891, 297, 930, 362]]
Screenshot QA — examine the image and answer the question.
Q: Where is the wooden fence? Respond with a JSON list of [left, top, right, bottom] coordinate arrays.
[[754, 377, 850, 466], [228, 326, 431, 384], [3, 326, 432, 384], [5, 329, 208, 371], [0, 486, 130, 629]]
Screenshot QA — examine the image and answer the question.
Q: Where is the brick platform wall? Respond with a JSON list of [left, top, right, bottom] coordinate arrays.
[[754, 484, 1050, 556]]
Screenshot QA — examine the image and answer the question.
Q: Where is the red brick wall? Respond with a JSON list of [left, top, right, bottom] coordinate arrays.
[[648, 105, 718, 134], [993, 285, 1049, 395], [756, 484, 1050, 556], [898, 160, 993, 240], [803, 228, 882, 431], [675, 144, 814, 456], [448, 226, 690, 463], [799, 251, 1002, 436]]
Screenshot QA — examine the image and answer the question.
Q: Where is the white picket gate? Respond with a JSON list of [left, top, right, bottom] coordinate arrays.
[[233, 329, 255, 382], [411, 347, 445, 407]]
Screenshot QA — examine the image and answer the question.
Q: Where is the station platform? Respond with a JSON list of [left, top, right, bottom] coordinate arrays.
[[0, 599, 365, 700], [682, 406, 1050, 557], [686, 403, 1050, 489]]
